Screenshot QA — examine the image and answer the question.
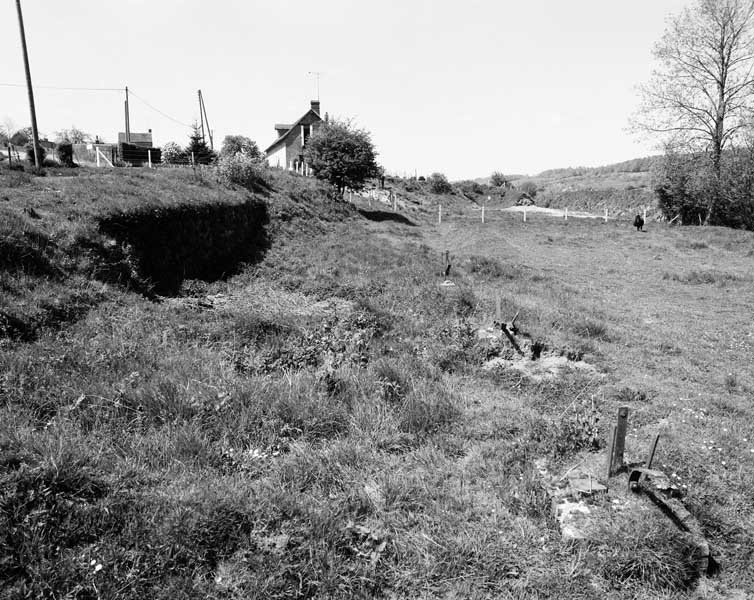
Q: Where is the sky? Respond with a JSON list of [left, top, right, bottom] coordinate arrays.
[[0, 0, 689, 179]]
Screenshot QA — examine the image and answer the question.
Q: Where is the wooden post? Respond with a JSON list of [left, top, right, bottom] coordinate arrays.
[[191, 152, 195, 167], [147, 150, 152, 169], [605, 425, 618, 480], [482, 205, 485, 224], [606, 406, 629, 478], [393, 194, 397, 212], [7, 144, 12, 168], [96, 148, 101, 167]]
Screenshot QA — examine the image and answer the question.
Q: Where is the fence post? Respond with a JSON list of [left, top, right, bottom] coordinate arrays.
[[523, 207, 527, 222], [482, 205, 485, 224], [565, 207, 568, 221], [604, 207, 608, 222], [393, 194, 397, 212], [148, 150, 152, 169], [438, 204, 442, 224], [7, 144, 11, 168]]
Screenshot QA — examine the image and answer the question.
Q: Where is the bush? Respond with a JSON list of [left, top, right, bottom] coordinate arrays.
[[24, 142, 46, 164], [161, 141, 184, 165], [428, 172, 452, 194], [217, 152, 268, 189], [303, 119, 379, 194], [220, 135, 264, 162], [653, 148, 754, 230], [490, 171, 508, 187], [517, 180, 538, 198], [55, 142, 75, 167]]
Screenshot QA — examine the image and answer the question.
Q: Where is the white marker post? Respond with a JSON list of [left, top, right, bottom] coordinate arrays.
[[604, 207, 608, 223], [643, 206, 647, 222], [523, 207, 527, 222], [148, 150, 152, 169], [565, 207, 568, 221]]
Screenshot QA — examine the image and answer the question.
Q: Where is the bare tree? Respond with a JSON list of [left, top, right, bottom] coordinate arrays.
[[634, 0, 754, 221]]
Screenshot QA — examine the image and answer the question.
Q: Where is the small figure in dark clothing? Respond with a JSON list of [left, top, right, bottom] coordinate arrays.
[[634, 214, 644, 231]]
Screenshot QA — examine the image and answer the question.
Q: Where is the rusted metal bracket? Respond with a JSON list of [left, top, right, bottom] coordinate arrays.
[[628, 436, 715, 578]]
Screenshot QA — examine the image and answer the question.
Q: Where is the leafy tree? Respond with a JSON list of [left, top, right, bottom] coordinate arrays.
[[634, 0, 754, 222], [428, 172, 452, 194], [185, 122, 216, 165], [490, 171, 508, 187], [161, 141, 184, 165], [55, 126, 91, 144], [11, 127, 34, 147], [303, 119, 379, 194], [220, 135, 263, 162]]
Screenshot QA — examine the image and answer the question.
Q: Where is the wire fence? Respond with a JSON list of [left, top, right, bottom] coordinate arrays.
[[351, 187, 651, 225]]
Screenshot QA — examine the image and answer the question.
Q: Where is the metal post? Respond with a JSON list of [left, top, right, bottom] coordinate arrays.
[[15, 0, 41, 169]]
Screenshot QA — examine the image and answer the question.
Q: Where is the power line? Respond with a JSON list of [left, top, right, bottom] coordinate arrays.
[[128, 89, 193, 128], [1, 82, 193, 129]]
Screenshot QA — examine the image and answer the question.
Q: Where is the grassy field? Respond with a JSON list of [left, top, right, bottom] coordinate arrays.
[[1, 166, 753, 598]]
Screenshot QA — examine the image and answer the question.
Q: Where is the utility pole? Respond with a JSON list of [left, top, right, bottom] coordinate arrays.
[[124, 86, 131, 143], [15, 0, 40, 169], [198, 90, 205, 144], [308, 71, 321, 101], [198, 90, 213, 150]]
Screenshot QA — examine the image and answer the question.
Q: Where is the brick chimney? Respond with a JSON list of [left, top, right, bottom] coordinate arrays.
[[311, 100, 321, 115]]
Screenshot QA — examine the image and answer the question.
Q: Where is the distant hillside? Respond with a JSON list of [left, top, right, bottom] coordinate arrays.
[[472, 156, 662, 217], [534, 155, 661, 178]]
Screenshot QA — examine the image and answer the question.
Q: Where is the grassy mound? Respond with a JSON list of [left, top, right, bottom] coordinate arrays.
[[2, 164, 754, 598]]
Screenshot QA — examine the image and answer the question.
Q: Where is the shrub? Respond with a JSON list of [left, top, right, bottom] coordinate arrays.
[[303, 119, 379, 194], [518, 180, 538, 198], [217, 152, 268, 189], [490, 171, 508, 187], [161, 141, 184, 165], [24, 142, 46, 164], [55, 142, 75, 167], [220, 135, 264, 162], [428, 172, 452, 194]]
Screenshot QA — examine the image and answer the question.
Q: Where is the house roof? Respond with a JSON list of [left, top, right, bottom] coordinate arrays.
[[265, 109, 322, 154]]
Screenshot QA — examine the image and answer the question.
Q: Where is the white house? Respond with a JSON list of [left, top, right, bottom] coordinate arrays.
[[265, 101, 323, 173]]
